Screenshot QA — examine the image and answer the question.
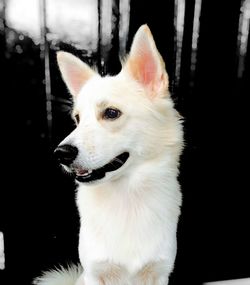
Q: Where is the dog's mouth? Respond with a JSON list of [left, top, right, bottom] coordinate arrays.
[[73, 152, 130, 183]]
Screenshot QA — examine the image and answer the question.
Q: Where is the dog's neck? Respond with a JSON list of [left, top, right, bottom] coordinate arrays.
[[76, 148, 182, 250], [77, 148, 181, 200]]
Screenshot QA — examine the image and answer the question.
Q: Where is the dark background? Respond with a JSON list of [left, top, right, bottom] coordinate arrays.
[[0, 0, 249, 284]]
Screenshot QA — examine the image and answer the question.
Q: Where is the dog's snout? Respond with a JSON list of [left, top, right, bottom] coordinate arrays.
[[54, 144, 78, 165]]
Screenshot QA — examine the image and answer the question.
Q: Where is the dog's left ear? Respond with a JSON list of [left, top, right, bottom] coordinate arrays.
[[124, 25, 169, 98], [57, 52, 95, 97]]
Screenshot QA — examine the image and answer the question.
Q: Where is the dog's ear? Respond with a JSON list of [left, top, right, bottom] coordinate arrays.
[[57, 52, 95, 97], [124, 25, 169, 98]]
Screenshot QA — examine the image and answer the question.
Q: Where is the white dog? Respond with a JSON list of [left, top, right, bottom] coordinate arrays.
[[34, 24, 183, 285]]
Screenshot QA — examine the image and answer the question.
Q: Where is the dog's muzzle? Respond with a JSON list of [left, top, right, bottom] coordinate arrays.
[[54, 145, 129, 183]]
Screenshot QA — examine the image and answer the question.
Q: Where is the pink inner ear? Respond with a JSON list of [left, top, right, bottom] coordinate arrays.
[[128, 46, 158, 88], [125, 25, 169, 97], [140, 49, 157, 85], [68, 67, 90, 95], [57, 52, 94, 97]]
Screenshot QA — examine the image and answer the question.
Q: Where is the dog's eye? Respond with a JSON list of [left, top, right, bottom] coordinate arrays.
[[103, 108, 121, 120], [74, 114, 80, 124]]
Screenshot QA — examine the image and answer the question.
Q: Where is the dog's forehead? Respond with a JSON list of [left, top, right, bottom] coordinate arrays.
[[76, 75, 137, 107]]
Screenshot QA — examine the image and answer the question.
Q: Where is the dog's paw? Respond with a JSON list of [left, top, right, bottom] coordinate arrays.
[[92, 262, 130, 285], [132, 262, 169, 285]]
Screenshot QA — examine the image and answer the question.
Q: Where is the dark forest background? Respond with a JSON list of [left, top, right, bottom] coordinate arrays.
[[0, 0, 249, 284]]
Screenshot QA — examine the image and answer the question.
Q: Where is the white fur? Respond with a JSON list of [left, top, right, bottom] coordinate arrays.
[[34, 25, 183, 285], [33, 265, 83, 285]]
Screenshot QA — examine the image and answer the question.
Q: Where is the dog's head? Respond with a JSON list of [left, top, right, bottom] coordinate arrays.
[[54, 25, 183, 184]]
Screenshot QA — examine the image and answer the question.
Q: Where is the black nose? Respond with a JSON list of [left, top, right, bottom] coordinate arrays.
[[54, 144, 78, 165]]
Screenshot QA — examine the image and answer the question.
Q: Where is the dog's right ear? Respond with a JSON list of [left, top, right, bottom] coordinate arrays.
[[57, 52, 95, 97], [123, 25, 169, 99]]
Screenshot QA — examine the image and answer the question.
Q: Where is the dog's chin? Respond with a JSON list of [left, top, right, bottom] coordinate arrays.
[[65, 152, 130, 184]]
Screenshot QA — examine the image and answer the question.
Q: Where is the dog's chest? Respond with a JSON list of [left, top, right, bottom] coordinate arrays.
[[76, 180, 180, 272]]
